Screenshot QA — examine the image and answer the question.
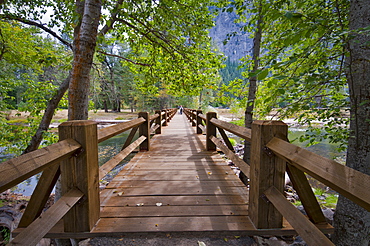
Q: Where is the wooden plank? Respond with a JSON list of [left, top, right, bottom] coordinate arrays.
[[210, 118, 251, 141], [100, 205, 249, 217], [59, 121, 100, 232], [97, 117, 145, 143], [18, 165, 60, 228], [249, 120, 287, 229], [267, 137, 370, 211], [9, 188, 83, 246], [150, 113, 160, 121], [210, 135, 250, 177], [101, 185, 248, 196], [112, 172, 240, 181], [198, 124, 206, 133], [198, 113, 206, 121], [264, 186, 334, 246], [106, 180, 246, 189], [99, 136, 146, 179], [100, 194, 249, 207], [92, 216, 255, 233], [0, 138, 81, 193], [286, 164, 327, 224], [150, 124, 160, 134]]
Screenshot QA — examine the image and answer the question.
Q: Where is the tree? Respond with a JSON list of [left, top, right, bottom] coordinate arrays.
[[333, 0, 370, 244], [1, 0, 222, 153]]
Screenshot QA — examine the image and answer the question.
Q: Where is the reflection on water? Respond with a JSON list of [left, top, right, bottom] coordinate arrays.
[[10, 129, 137, 196]]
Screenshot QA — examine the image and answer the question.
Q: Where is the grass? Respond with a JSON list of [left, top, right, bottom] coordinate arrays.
[[293, 188, 338, 209]]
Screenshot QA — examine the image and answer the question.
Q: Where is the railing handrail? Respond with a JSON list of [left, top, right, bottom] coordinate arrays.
[[0, 138, 82, 193]]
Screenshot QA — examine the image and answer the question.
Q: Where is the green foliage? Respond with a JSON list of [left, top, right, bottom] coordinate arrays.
[[217, 0, 350, 151], [1, 226, 10, 244], [0, 20, 70, 155]]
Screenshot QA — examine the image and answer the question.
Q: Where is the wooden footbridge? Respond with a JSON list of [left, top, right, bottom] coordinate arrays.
[[1, 108, 370, 246]]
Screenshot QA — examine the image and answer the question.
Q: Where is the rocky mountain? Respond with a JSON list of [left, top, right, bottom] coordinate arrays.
[[209, 10, 253, 62]]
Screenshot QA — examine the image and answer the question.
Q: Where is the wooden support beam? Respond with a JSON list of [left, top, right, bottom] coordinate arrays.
[[206, 112, 217, 151], [9, 188, 84, 246], [121, 126, 139, 151], [249, 120, 287, 229], [97, 117, 145, 143], [210, 135, 250, 177], [0, 139, 81, 193], [264, 186, 334, 246], [99, 136, 146, 180], [217, 126, 234, 152], [286, 164, 327, 224], [267, 137, 370, 211], [210, 118, 251, 141], [59, 120, 100, 232], [139, 112, 150, 151], [18, 165, 60, 228]]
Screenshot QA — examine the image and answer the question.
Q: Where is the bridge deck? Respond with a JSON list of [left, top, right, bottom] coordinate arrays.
[[92, 113, 253, 235], [35, 113, 333, 238]]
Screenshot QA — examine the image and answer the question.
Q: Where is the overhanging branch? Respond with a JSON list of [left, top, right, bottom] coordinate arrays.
[[98, 50, 151, 66], [0, 14, 73, 50]]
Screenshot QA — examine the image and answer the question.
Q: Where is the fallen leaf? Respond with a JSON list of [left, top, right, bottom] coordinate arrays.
[[207, 172, 212, 175], [136, 203, 144, 206], [198, 241, 206, 246], [155, 224, 158, 227], [234, 236, 241, 239], [224, 238, 228, 242]]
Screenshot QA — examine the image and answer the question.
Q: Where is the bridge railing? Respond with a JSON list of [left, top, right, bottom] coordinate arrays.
[[183, 108, 370, 246], [0, 108, 177, 246]]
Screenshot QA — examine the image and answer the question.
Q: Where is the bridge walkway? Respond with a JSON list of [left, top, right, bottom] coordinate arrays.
[[92, 113, 253, 235]]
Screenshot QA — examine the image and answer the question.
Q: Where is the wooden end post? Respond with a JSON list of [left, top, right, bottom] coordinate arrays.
[[58, 120, 100, 232], [196, 110, 203, 134], [155, 110, 162, 134], [249, 120, 287, 229], [206, 112, 217, 151], [139, 112, 150, 151]]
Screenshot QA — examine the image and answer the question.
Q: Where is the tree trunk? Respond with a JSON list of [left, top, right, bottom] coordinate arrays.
[[243, 3, 263, 165], [68, 0, 102, 120], [333, 0, 370, 244], [23, 74, 71, 154]]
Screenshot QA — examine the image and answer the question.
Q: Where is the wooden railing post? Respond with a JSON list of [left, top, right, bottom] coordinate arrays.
[[155, 110, 162, 134], [196, 109, 203, 134], [162, 109, 168, 126], [206, 112, 217, 151], [58, 120, 100, 232], [249, 120, 288, 229], [191, 110, 196, 126], [139, 112, 150, 151]]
